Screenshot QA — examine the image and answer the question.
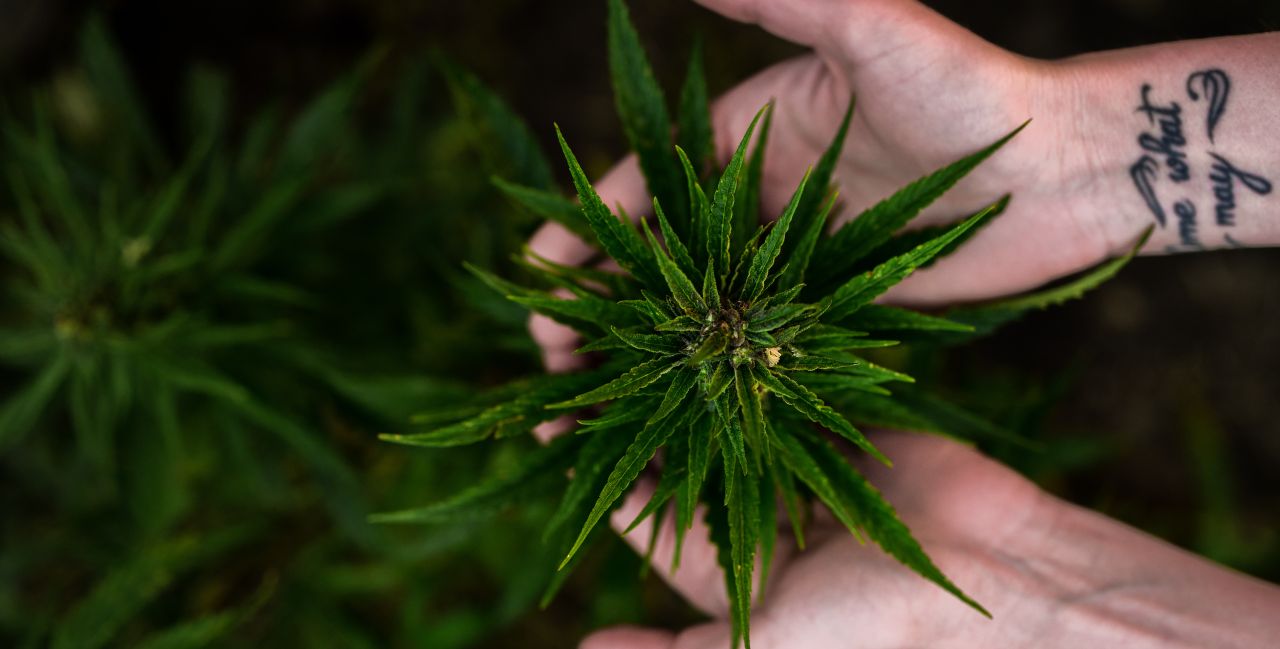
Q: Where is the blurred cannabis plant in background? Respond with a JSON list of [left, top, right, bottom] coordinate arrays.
[[377, 1, 1144, 646]]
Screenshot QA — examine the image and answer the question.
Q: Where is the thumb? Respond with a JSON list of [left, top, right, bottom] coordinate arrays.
[[691, 0, 859, 50]]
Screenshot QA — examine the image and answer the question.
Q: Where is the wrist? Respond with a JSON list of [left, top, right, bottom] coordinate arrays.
[[1032, 35, 1280, 256]]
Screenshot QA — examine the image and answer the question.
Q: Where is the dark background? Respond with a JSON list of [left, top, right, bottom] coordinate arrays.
[[2, 0, 1278, 646]]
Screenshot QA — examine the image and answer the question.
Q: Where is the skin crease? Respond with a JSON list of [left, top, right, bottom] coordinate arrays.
[[519, 0, 1280, 645]]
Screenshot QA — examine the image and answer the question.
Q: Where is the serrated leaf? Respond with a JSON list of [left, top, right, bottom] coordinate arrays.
[[734, 102, 773, 259], [724, 445, 759, 648], [494, 177, 593, 240], [844, 304, 974, 333], [782, 96, 854, 274], [813, 122, 1026, 285], [716, 391, 747, 472], [755, 368, 889, 465], [559, 366, 699, 567], [623, 436, 689, 533], [687, 329, 728, 366], [734, 363, 765, 470], [372, 435, 581, 524], [654, 197, 699, 280], [743, 169, 810, 301], [774, 462, 807, 550], [708, 107, 766, 282], [607, 0, 685, 228], [439, 58, 554, 189], [945, 226, 1152, 340], [704, 484, 743, 648], [758, 465, 778, 598], [546, 429, 634, 541], [611, 326, 682, 354], [675, 408, 713, 569], [799, 431, 989, 616], [644, 218, 705, 314], [386, 371, 607, 447], [556, 125, 664, 289], [676, 36, 713, 182], [825, 200, 1004, 322], [771, 425, 864, 543], [677, 145, 711, 263], [549, 356, 678, 409]]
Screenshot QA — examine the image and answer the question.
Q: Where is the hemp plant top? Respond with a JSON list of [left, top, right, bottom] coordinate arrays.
[[374, 1, 1144, 646]]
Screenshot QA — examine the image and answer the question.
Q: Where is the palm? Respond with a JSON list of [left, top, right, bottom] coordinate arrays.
[[702, 2, 1108, 305]]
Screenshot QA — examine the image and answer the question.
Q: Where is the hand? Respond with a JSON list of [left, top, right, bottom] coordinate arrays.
[[529, 0, 1138, 373], [580, 431, 1280, 649]]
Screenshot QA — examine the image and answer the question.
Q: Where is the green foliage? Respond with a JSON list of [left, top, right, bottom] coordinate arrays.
[[378, 2, 1143, 646]]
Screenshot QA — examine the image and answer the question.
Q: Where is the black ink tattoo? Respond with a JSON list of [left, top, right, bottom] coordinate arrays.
[[1130, 155, 1166, 226], [1186, 69, 1231, 143], [1127, 68, 1273, 247], [1207, 152, 1273, 226], [1135, 84, 1190, 182], [1173, 199, 1201, 248]]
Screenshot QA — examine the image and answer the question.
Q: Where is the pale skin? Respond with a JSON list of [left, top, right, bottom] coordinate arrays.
[[522, 0, 1280, 646]]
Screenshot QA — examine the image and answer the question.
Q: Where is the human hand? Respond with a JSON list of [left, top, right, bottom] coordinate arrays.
[[580, 431, 1280, 649], [529, 0, 1133, 373]]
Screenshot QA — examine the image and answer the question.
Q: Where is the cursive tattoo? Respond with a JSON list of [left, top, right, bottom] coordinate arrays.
[[1173, 199, 1201, 248], [1207, 152, 1273, 227], [1130, 156, 1166, 226], [1135, 84, 1191, 182], [1126, 67, 1274, 249], [1186, 69, 1231, 144]]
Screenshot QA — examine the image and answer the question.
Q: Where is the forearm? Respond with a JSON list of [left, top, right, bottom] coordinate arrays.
[[1045, 33, 1280, 254], [1021, 500, 1280, 649]]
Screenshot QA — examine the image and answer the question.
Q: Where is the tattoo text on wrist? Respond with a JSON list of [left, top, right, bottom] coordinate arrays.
[[1126, 68, 1273, 251]]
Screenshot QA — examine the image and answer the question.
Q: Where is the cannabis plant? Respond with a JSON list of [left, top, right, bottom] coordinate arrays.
[[377, 1, 1142, 645]]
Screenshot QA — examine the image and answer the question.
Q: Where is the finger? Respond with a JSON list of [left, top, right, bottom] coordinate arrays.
[[691, 0, 859, 51], [580, 626, 675, 649]]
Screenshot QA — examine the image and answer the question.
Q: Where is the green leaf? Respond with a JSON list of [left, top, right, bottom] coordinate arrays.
[[704, 483, 742, 648], [675, 408, 713, 569], [611, 327, 682, 355], [51, 533, 248, 649], [708, 107, 766, 282], [549, 356, 678, 409], [799, 432, 989, 616], [813, 122, 1027, 285], [734, 363, 765, 470], [556, 125, 664, 289], [779, 191, 839, 290], [439, 58, 554, 189], [734, 102, 773, 259], [783, 96, 854, 272], [623, 439, 688, 533], [386, 371, 608, 447], [546, 430, 633, 541], [0, 348, 70, 449], [654, 197, 699, 280], [676, 36, 713, 181], [80, 17, 166, 173], [607, 0, 685, 227], [372, 435, 580, 524], [844, 304, 974, 333], [743, 169, 810, 301], [493, 177, 592, 240], [677, 145, 711, 263], [560, 367, 699, 567], [774, 462, 807, 550], [687, 329, 729, 366], [755, 368, 889, 465], [644, 219, 705, 314], [716, 391, 747, 472], [757, 465, 778, 597], [771, 425, 864, 543], [724, 445, 760, 648], [945, 226, 1152, 340], [825, 199, 1004, 321]]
